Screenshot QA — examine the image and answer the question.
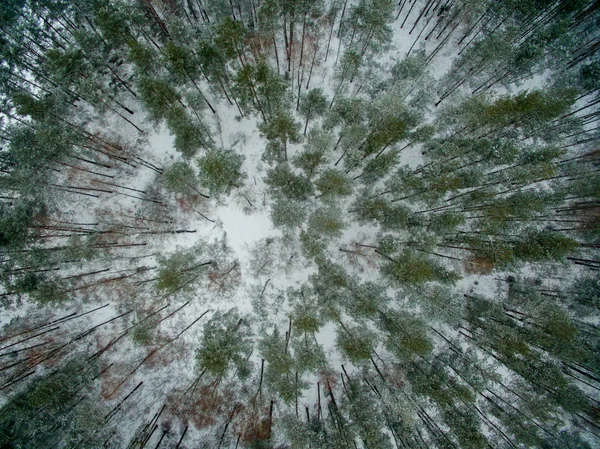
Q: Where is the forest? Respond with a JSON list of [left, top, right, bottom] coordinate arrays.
[[0, 0, 599, 447]]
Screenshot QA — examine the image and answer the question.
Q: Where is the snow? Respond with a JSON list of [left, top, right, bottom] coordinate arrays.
[[2, 2, 598, 448], [217, 206, 276, 257]]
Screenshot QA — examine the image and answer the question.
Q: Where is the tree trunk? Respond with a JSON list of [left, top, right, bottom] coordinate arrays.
[[175, 426, 188, 449], [401, 0, 418, 28], [306, 43, 318, 89], [303, 106, 311, 135], [272, 29, 280, 73]]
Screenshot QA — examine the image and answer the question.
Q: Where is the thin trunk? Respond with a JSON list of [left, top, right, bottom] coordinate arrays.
[[229, 0, 237, 20], [187, 70, 216, 113], [407, 5, 436, 56], [104, 382, 144, 422], [317, 382, 322, 422], [306, 43, 318, 89], [325, 11, 336, 61], [295, 371, 299, 417], [106, 310, 208, 398], [218, 404, 241, 449], [0, 326, 61, 352], [401, 0, 418, 28], [288, 14, 295, 73], [303, 106, 311, 135], [256, 358, 265, 401], [175, 426, 188, 449], [268, 400, 274, 440], [297, 16, 307, 106], [396, 0, 407, 20], [272, 29, 280, 73], [283, 15, 289, 67], [409, 0, 435, 34]]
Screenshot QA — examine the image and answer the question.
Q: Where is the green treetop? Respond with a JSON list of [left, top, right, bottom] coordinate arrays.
[[196, 309, 253, 378], [197, 148, 246, 196]]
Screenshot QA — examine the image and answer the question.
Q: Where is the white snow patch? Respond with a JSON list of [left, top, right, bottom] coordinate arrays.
[[216, 206, 278, 261]]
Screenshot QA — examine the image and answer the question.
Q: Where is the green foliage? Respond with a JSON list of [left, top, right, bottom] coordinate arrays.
[[325, 97, 365, 129], [570, 276, 600, 312], [315, 169, 352, 198], [196, 309, 253, 378], [265, 164, 314, 200], [338, 49, 363, 84], [299, 230, 326, 261], [460, 89, 576, 133], [166, 106, 206, 158], [293, 148, 327, 178], [11, 92, 58, 122], [2, 3, 598, 447], [379, 310, 433, 360], [214, 17, 246, 61], [255, 59, 289, 115], [128, 40, 156, 73], [270, 196, 307, 231], [0, 199, 45, 248], [292, 334, 327, 373], [291, 290, 323, 333], [28, 278, 67, 304], [352, 195, 412, 230], [336, 323, 376, 363], [156, 250, 212, 295], [412, 285, 463, 325], [163, 40, 198, 79], [344, 282, 388, 318], [382, 250, 460, 286], [513, 230, 578, 262], [0, 359, 114, 448], [469, 228, 578, 269], [163, 161, 202, 197], [361, 150, 398, 184], [300, 88, 328, 134], [132, 321, 154, 346], [345, 379, 394, 449], [260, 327, 307, 402], [346, 0, 396, 54], [428, 211, 465, 233], [443, 406, 488, 449], [197, 41, 227, 80], [137, 77, 180, 122], [362, 92, 421, 157], [300, 89, 328, 117], [310, 260, 351, 319], [293, 128, 331, 177], [1, 124, 72, 198], [259, 110, 300, 159], [308, 206, 346, 238], [197, 149, 245, 195]]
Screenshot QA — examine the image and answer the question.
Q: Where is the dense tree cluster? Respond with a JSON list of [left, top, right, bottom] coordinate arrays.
[[0, 0, 599, 447]]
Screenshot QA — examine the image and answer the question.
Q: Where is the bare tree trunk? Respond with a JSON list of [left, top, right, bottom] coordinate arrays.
[[175, 426, 188, 449]]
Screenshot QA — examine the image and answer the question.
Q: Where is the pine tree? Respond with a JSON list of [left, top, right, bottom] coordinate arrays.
[[270, 195, 307, 232], [314, 168, 352, 198], [197, 149, 246, 195], [336, 321, 376, 363], [163, 161, 209, 198], [0, 1, 599, 447], [265, 163, 314, 200], [345, 378, 394, 449], [299, 88, 328, 135], [0, 359, 116, 448], [156, 249, 213, 295], [260, 110, 301, 161], [196, 309, 253, 378], [378, 309, 433, 360], [308, 206, 346, 238]]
